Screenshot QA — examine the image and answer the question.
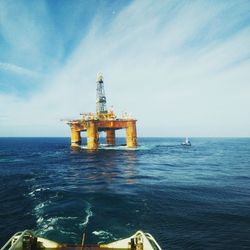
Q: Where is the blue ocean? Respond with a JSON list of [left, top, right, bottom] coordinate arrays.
[[0, 137, 250, 249]]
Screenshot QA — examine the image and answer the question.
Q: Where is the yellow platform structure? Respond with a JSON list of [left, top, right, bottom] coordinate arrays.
[[68, 118, 137, 150], [65, 73, 138, 150]]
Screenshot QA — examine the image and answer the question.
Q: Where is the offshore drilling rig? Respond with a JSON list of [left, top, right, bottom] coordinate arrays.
[[64, 73, 137, 150]]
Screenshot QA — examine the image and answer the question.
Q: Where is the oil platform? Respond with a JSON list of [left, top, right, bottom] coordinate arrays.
[[65, 73, 137, 150]]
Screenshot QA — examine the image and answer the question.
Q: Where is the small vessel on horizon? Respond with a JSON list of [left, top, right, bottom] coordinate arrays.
[[1, 229, 162, 250], [181, 137, 191, 146]]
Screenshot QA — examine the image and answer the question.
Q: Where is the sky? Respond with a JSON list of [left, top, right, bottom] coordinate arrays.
[[0, 0, 250, 137]]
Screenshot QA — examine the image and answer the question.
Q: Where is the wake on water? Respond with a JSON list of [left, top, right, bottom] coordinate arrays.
[[80, 144, 150, 150], [26, 186, 94, 243], [23, 141, 192, 244]]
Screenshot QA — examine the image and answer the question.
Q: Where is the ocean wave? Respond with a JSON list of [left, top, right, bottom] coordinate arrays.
[[36, 216, 79, 226], [36, 216, 76, 236], [79, 145, 148, 151], [92, 230, 117, 242], [36, 225, 54, 235], [33, 201, 93, 239], [79, 203, 93, 229], [58, 230, 78, 236], [37, 217, 44, 223], [24, 177, 36, 183], [28, 187, 50, 197], [92, 230, 113, 238], [34, 201, 52, 212]]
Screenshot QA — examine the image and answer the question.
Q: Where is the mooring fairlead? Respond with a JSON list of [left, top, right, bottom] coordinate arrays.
[[64, 73, 137, 150]]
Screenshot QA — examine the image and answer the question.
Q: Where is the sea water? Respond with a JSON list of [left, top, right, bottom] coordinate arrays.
[[0, 137, 250, 249]]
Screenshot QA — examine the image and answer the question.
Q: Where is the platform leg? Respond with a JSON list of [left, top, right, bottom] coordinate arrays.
[[87, 121, 98, 150], [71, 129, 81, 148], [106, 130, 116, 146], [126, 121, 137, 148]]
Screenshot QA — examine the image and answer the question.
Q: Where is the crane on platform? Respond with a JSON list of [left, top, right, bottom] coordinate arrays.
[[96, 72, 116, 120], [96, 72, 107, 114]]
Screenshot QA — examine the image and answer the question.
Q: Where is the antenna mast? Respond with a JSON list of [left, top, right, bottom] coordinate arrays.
[[96, 72, 107, 114]]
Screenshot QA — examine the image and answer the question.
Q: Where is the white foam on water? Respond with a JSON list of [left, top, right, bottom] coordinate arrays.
[[34, 201, 93, 239], [79, 144, 149, 151], [79, 203, 93, 229], [35, 216, 78, 236], [92, 230, 108, 236], [13, 158, 26, 162], [37, 217, 44, 223], [34, 200, 52, 212], [92, 230, 117, 242], [37, 216, 78, 226], [24, 177, 36, 183], [58, 230, 78, 236], [28, 187, 50, 197], [36, 225, 54, 235]]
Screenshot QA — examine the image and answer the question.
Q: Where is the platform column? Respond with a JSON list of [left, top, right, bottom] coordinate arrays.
[[71, 128, 81, 147], [87, 121, 98, 150], [106, 130, 116, 146], [126, 120, 137, 148]]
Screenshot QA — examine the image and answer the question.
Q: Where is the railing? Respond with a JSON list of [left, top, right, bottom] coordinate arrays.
[[144, 233, 162, 250], [1, 230, 34, 250]]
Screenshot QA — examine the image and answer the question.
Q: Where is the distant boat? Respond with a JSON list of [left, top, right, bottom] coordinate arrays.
[[181, 137, 191, 146]]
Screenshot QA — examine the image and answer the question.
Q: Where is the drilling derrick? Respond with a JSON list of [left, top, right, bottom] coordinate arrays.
[[65, 73, 138, 150], [96, 72, 107, 115]]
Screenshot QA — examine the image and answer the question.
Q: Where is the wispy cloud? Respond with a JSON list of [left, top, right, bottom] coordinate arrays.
[[0, 0, 250, 136], [0, 62, 41, 78]]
